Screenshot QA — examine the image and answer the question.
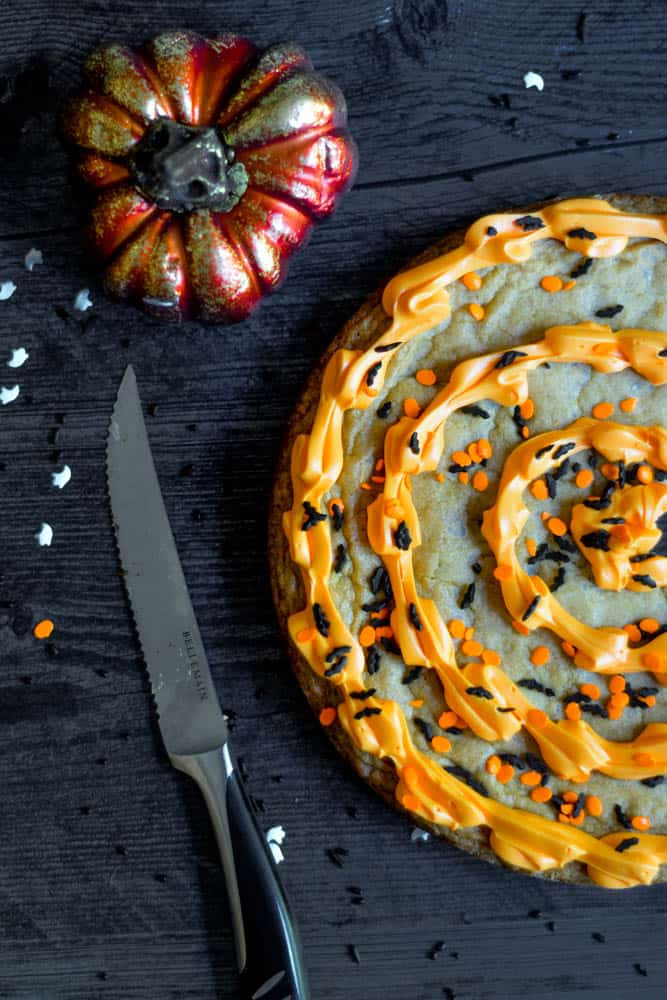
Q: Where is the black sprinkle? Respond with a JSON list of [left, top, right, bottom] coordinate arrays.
[[552, 567, 566, 592], [535, 444, 554, 459], [381, 636, 401, 655], [394, 521, 412, 550], [370, 565, 392, 597], [595, 304, 624, 319], [633, 963, 648, 978], [572, 793, 585, 819], [466, 686, 494, 700], [632, 573, 658, 588], [460, 582, 476, 609], [568, 227, 597, 240], [471, 561, 482, 574], [561, 69, 581, 80], [377, 401, 392, 419], [522, 595, 540, 621], [518, 678, 555, 697], [409, 431, 420, 455], [615, 837, 639, 853], [584, 481, 615, 510], [362, 599, 388, 613], [354, 706, 382, 720], [324, 660, 345, 678], [497, 707, 516, 713], [331, 503, 344, 531], [528, 909, 542, 919], [525, 753, 548, 774], [375, 341, 402, 353], [444, 765, 489, 798], [571, 256, 593, 279], [543, 550, 569, 564], [428, 940, 446, 960], [580, 530, 610, 551], [333, 544, 347, 573], [414, 717, 434, 742], [592, 932, 606, 943], [602, 517, 625, 525], [552, 459, 570, 482], [581, 702, 608, 719], [366, 361, 382, 387], [348, 944, 361, 964], [461, 404, 490, 418], [614, 804, 632, 830], [642, 775, 665, 788], [545, 472, 557, 500], [565, 692, 592, 705], [576, 11, 586, 41], [495, 350, 527, 369], [545, 921, 557, 932], [659, 348, 667, 358], [366, 645, 381, 675], [499, 753, 526, 770], [553, 441, 576, 460], [514, 215, 545, 232], [402, 665, 423, 685], [445, 726, 464, 735], [302, 500, 327, 530], [313, 603, 330, 637], [408, 603, 422, 630], [486, 226, 498, 236], [326, 645, 352, 662], [350, 688, 377, 701]]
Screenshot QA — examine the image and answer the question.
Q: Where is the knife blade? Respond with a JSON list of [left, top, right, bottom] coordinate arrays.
[[107, 365, 309, 1000]]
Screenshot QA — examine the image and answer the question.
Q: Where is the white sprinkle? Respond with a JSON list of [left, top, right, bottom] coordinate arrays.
[[410, 826, 431, 843], [266, 825, 286, 864], [7, 347, 29, 368], [523, 71, 544, 91], [73, 288, 93, 312], [35, 523, 53, 547], [52, 464, 72, 489], [24, 248, 43, 271], [0, 384, 20, 405], [0, 281, 16, 301]]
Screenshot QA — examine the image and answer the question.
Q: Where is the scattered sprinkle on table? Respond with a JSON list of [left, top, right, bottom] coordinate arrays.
[[33, 619, 55, 640]]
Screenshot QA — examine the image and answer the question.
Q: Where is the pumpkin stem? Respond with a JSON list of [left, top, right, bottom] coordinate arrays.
[[128, 117, 247, 213]]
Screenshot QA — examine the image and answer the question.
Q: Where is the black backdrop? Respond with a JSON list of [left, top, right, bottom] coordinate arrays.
[[0, 2, 665, 998]]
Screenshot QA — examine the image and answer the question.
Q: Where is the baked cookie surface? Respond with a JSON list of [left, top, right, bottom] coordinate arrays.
[[270, 196, 667, 887]]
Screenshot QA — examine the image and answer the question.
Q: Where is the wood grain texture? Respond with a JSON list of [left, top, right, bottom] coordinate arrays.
[[0, 2, 666, 997]]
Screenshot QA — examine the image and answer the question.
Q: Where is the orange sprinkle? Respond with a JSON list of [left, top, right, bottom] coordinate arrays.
[[461, 271, 482, 291], [540, 274, 563, 293], [558, 813, 571, 824], [360, 482, 372, 491], [402, 793, 420, 812], [526, 538, 538, 557], [477, 438, 493, 459], [462, 639, 484, 657], [374, 625, 393, 640], [512, 620, 530, 636], [565, 702, 582, 721], [547, 517, 567, 537], [33, 619, 54, 640], [409, 698, 424, 708], [319, 706, 337, 726], [371, 475, 385, 484], [530, 480, 549, 501], [531, 786, 552, 803], [375, 458, 385, 472], [563, 279, 576, 291], [610, 691, 630, 709], [586, 795, 603, 817], [639, 618, 661, 634], [472, 470, 489, 492], [633, 752, 655, 767], [607, 703, 623, 721], [632, 816, 651, 831], [569, 812, 585, 826], [527, 708, 548, 729], [467, 441, 482, 463], [637, 464, 654, 484], [575, 468, 594, 489], [448, 619, 466, 639], [521, 426, 530, 439], [521, 771, 543, 787], [296, 627, 317, 643], [431, 735, 451, 753], [609, 674, 626, 694], [540, 511, 551, 522], [468, 303, 485, 321], [592, 401, 614, 420], [404, 397, 421, 418], [415, 368, 437, 386], [619, 396, 637, 413], [641, 695, 657, 708], [520, 399, 535, 420], [496, 763, 514, 784], [458, 471, 469, 485], [580, 683, 600, 700], [481, 649, 502, 666], [485, 754, 502, 775], [493, 564, 512, 581], [359, 625, 376, 647], [623, 623, 642, 643], [560, 803, 574, 816], [452, 450, 472, 467], [530, 646, 551, 667], [561, 641, 576, 658], [464, 626, 475, 640], [563, 791, 578, 803], [439, 711, 459, 729], [600, 462, 619, 481], [436, 472, 445, 483]]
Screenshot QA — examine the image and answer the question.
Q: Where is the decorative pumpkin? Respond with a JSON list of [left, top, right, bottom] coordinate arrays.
[[61, 30, 357, 323]]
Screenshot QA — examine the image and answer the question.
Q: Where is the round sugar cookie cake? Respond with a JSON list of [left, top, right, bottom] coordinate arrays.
[[269, 195, 667, 888]]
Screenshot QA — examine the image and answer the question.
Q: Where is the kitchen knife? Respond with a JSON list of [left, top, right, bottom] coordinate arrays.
[[107, 365, 309, 1000]]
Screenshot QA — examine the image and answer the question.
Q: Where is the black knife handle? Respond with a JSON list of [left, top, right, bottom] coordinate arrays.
[[171, 747, 310, 1000]]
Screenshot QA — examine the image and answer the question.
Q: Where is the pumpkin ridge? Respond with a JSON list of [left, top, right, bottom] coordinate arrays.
[[131, 49, 179, 123], [214, 212, 263, 297], [94, 188, 164, 264], [217, 44, 311, 130], [103, 212, 171, 299], [242, 183, 320, 224], [192, 36, 257, 127]]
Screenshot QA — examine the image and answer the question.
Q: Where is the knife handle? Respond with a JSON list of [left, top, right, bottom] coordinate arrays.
[[171, 746, 310, 1000]]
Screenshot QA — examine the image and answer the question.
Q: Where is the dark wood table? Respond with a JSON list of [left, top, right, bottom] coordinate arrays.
[[1, 2, 665, 997]]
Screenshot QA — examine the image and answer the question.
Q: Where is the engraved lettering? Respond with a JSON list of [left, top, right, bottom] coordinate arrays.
[[182, 629, 209, 701]]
